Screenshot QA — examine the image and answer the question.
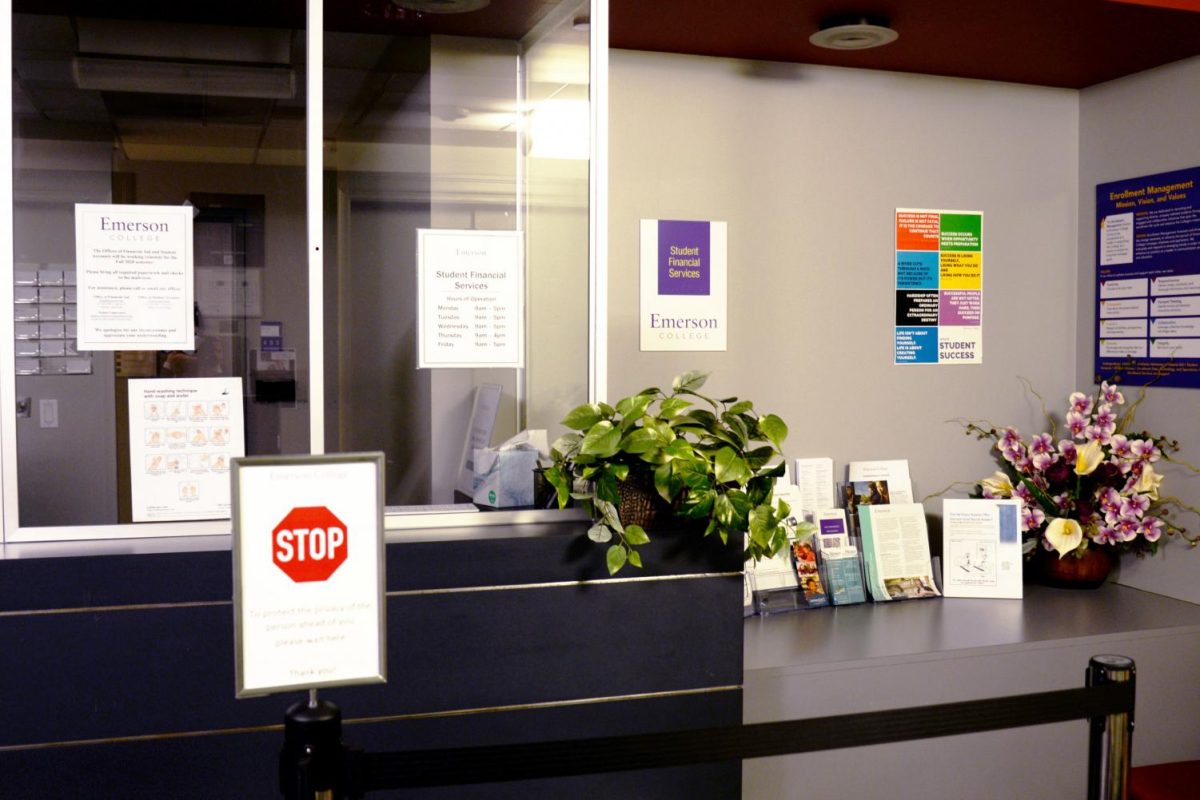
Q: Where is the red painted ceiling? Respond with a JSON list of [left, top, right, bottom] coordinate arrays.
[[609, 0, 1200, 89]]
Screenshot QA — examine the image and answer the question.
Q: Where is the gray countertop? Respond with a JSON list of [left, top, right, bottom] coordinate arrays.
[[744, 583, 1200, 674]]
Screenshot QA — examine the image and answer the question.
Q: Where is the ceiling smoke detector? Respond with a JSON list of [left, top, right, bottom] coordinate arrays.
[[809, 14, 898, 50], [391, 0, 490, 12]]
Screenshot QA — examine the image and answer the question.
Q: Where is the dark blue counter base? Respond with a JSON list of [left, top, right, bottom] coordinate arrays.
[[1, 522, 743, 797]]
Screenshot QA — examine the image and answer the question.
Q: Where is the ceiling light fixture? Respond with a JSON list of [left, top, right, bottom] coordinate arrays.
[[73, 56, 296, 99], [809, 14, 898, 50]]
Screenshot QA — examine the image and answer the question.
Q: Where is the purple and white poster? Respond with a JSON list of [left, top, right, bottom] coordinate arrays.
[[1096, 166, 1200, 388], [639, 219, 727, 351]]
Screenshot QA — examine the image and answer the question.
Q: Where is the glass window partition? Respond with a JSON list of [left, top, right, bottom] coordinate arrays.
[[3, 0, 600, 542]]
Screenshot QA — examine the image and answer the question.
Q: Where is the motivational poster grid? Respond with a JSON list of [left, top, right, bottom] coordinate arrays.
[[1096, 165, 1200, 388], [894, 208, 983, 365]]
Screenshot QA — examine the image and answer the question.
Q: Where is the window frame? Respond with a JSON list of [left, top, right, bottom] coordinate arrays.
[[0, 0, 607, 548]]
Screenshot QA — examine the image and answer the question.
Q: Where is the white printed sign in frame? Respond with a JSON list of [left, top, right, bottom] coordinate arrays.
[[233, 452, 386, 697], [75, 203, 195, 351], [417, 229, 523, 368], [640, 219, 728, 351]]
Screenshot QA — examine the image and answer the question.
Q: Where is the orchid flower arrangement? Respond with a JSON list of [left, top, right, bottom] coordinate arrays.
[[961, 380, 1200, 560]]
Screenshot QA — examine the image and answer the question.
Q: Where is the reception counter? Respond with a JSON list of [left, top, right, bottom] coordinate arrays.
[[1, 516, 743, 798], [742, 584, 1200, 799]]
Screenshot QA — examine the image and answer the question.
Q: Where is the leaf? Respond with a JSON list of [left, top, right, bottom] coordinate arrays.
[[727, 400, 753, 415], [663, 437, 694, 460], [714, 446, 752, 485], [759, 414, 789, 449], [607, 544, 628, 575], [545, 467, 570, 508], [672, 370, 710, 394], [596, 470, 620, 504], [659, 397, 694, 418], [627, 549, 643, 568], [580, 421, 621, 458], [587, 523, 613, 543], [561, 404, 605, 431], [624, 524, 650, 545], [721, 413, 750, 447], [620, 428, 659, 454], [550, 432, 582, 458], [616, 393, 654, 422]]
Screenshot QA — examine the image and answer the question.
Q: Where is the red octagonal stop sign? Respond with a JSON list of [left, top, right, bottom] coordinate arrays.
[[272, 506, 348, 583]]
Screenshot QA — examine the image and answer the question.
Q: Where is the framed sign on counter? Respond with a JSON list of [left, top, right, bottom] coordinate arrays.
[[233, 452, 386, 697]]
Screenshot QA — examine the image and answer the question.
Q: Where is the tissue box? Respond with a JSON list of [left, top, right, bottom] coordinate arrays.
[[473, 448, 539, 507]]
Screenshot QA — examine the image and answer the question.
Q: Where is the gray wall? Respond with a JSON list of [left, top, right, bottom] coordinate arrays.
[[1078, 56, 1200, 603], [609, 51, 1080, 530]]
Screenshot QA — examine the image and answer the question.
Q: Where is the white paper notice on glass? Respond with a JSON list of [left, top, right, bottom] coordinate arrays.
[[233, 453, 386, 697], [128, 377, 244, 522], [417, 229, 523, 369], [848, 459, 914, 503], [793, 457, 835, 516], [75, 203, 194, 351], [942, 498, 1023, 599]]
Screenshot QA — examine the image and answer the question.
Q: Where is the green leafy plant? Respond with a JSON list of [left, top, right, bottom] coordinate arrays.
[[545, 370, 796, 574]]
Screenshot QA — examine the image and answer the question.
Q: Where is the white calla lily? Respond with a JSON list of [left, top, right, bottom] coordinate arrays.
[[1075, 440, 1105, 476], [980, 471, 1014, 496], [1133, 464, 1163, 501], [1045, 517, 1084, 558]]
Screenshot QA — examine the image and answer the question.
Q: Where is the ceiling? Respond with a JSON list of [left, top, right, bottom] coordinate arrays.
[[608, 0, 1200, 89]]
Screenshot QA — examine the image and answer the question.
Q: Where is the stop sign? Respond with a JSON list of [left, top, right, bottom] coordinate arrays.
[[272, 506, 348, 583]]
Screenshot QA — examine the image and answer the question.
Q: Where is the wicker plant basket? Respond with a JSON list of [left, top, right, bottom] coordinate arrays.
[[616, 476, 670, 530]]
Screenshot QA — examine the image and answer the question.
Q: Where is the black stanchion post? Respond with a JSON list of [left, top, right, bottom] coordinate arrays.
[[1087, 655, 1135, 800], [280, 691, 345, 800]]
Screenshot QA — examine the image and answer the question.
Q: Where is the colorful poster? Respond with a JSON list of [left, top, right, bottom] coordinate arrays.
[[640, 219, 727, 351], [894, 208, 983, 365], [128, 377, 244, 522], [1096, 166, 1200, 388], [416, 229, 523, 369], [75, 203, 194, 351]]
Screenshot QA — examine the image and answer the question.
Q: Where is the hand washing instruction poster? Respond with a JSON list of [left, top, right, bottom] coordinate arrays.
[[75, 203, 194, 351], [1096, 166, 1200, 388], [895, 209, 983, 365], [417, 229, 523, 369], [128, 377, 244, 522], [640, 219, 727, 351]]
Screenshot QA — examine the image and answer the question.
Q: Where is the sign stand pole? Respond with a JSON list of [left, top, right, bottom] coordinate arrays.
[[280, 689, 345, 800]]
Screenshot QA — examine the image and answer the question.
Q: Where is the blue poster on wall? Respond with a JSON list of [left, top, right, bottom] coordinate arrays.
[[1096, 166, 1200, 388]]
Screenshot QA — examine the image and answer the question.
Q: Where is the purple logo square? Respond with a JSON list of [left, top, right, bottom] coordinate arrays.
[[658, 220, 710, 296]]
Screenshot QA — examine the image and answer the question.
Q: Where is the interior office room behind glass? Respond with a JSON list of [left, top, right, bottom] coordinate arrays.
[[10, 0, 591, 533]]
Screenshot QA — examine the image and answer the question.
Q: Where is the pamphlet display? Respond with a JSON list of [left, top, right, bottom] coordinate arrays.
[[639, 219, 728, 352], [75, 203, 195, 351], [455, 383, 503, 497], [1095, 165, 1200, 387], [942, 498, 1023, 599], [128, 377, 244, 522], [857, 503, 941, 601], [895, 208, 983, 365], [417, 229, 523, 369], [233, 453, 386, 697], [814, 509, 866, 605]]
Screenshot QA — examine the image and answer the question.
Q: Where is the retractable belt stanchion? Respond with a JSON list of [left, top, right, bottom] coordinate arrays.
[[280, 690, 346, 800], [1087, 655, 1136, 800], [276, 654, 1137, 796]]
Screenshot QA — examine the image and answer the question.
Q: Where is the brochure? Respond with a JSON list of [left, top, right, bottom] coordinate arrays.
[[814, 508, 867, 605], [848, 459, 914, 503], [793, 457, 835, 517], [941, 498, 1023, 599], [857, 503, 940, 601], [790, 534, 829, 608]]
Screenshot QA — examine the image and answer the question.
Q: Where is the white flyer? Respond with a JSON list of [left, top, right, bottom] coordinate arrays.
[[848, 459, 914, 503], [417, 229, 523, 369], [942, 498, 1023, 599], [793, 457, 835, 516], [75, 203, 194, 351], [128, 377, 244, 522]]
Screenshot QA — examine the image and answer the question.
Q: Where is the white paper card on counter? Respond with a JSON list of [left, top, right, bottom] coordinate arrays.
[[75, 203, 194, 351], [848, 459, 914, 503], [234, 453, 386, 697], [942, 498, 1023, 599], [128, 377, 244, 522]]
